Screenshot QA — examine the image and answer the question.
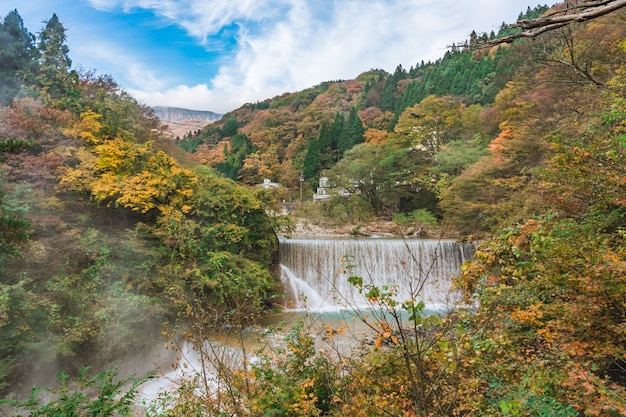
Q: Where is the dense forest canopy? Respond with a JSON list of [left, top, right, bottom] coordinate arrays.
[[178, 5, 553, 208], [1, 2, 626, 416]]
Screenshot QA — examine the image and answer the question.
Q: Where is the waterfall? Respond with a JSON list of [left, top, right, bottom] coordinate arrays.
[[279, 238, 474, 311]]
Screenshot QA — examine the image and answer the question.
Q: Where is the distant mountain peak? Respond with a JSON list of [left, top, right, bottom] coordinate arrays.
[[153, 106, 222, 123], [153, 106, 223, 138]]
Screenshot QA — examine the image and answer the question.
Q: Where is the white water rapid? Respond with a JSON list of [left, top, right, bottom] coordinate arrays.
[[280, 237, 474, 311]]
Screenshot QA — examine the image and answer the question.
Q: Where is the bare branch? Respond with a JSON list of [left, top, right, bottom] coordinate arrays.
[[542, 0, 619, 19], [516, 0, 626, 30], [469, 0, 626, 48]]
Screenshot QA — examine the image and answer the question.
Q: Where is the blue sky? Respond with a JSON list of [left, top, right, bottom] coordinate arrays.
[[2, 0, 541, 113]]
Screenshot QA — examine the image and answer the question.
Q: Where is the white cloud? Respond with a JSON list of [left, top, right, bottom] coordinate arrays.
[[194, 0, 499, 110], [86, 0, 124, 12], [89, 0, 536, 112], [128, 84, 244, 114], [72, 40, 166, 91], [87, 0, 292, 40]]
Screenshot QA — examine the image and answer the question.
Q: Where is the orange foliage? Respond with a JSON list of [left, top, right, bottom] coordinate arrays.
[[510, 303, 544, 326], [0, 97, 72, 146], [343, 79, 363, 95], [194, 141, 228, 165], [487, 125, 514, 161], [363, 128, 388, 145]]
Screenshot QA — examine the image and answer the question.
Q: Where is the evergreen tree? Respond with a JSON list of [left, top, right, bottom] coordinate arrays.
[[303, 141, 321, 182], [0, 9, 37, 105], [318, 120, 335, 170], [338, 106, 365, 156], [361, 72, 386, 108], [221, 117, 238, 137], [215, 132, 255, 180], [380, 65, 407, 113], [303, 121, 337, 182], [399, 43, 517, 108], [469, 30, 478, 47], [35, 13, 79, 107], [328, 113, 344, 157]]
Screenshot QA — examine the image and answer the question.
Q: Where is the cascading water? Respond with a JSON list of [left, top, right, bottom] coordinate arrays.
[[280, 237, 474, 311], [139, 237, 474, 407]]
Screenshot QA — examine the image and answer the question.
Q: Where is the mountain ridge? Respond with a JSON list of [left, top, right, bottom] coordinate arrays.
[[153, 106, 222, 138], [152, 106, 222, 123]]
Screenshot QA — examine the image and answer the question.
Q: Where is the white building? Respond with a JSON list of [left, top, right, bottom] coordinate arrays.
[[313, 177, 331, 200]]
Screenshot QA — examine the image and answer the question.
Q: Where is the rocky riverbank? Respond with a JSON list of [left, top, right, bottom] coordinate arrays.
[[286, 218, 437, 239]]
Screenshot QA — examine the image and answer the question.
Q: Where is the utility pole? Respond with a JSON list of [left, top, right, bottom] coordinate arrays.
[[299, 171, 304, 202]]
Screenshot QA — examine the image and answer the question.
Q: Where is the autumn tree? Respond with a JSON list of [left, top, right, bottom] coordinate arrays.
[[451, 36, 626, 417], [60, 115, 196, 216], [439, 76, 554, 234], [455, 212, 626, 414], [74, 70, 161, 142], [0, 10, 286, 398], [392, 95, 475, 158]]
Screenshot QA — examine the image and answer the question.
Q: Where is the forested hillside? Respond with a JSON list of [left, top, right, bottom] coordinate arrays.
[[178, 6, 559, 227], [1, 1, 626, 416], [0, 9, 284, 394]]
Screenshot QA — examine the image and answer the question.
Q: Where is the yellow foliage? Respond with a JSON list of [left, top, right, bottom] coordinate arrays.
[[58, 148, 97, 193], [537, 327, 555, 344], [94, 138, 150, 172], [63, 110, 104, 145], [59, 125, 197, 214], [510, 303, 544, 326]]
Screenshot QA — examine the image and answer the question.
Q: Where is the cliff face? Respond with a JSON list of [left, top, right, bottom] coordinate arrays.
[[153, 106, 223, 138]]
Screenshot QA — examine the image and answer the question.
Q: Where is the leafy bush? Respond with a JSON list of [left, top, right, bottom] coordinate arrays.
[[1, 367, 153, 416]]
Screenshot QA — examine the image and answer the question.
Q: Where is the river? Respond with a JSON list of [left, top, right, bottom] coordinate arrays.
[[139, 236, 474, 406]]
